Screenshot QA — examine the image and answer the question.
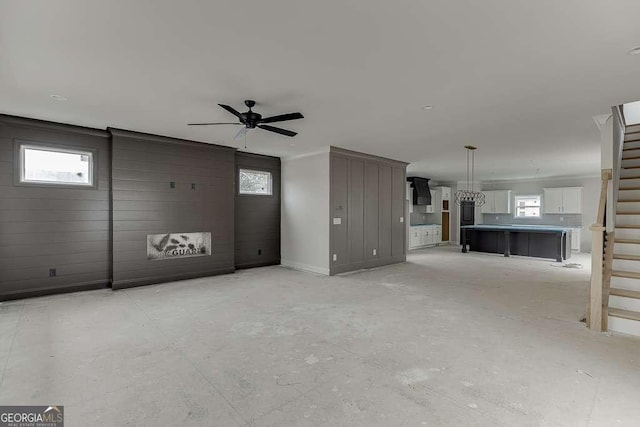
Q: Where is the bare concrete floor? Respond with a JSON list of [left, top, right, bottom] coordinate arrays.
[[1, 246, 639, 426]]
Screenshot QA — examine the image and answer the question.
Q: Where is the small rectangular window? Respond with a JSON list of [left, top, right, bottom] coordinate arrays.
[[514, 195, 541, 218], [239, 169, 272, 195], [19, 144, 94, 186]]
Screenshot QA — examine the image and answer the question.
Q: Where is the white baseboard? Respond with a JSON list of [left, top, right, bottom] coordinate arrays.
[[281, 259, 330, 276]]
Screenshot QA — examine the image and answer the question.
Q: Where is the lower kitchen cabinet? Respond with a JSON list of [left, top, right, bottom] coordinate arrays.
[[409, 225, 442, 250]]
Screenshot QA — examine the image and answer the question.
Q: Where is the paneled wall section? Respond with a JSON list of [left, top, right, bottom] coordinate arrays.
[[0, 116, 111, 299], [235, 152, 281, 269], [110, 129, 236, 289], [330, 147, 407, 275]]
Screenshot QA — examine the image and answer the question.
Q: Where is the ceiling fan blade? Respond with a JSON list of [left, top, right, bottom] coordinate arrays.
[[234, 127, 249, 140], [188, 122, 241, 126], [257, 124, 297, 137], [258, 112, 304, 124], [218, 104, 244, 120]]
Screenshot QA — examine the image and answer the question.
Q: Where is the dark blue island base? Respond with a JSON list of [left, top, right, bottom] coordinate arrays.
[[460, 225, 572, 262]]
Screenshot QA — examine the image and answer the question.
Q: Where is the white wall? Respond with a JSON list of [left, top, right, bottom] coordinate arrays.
[[281, 151, 330, 275]]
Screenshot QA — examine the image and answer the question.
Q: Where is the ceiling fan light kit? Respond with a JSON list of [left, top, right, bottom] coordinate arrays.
[[188, 99, 304, 139]]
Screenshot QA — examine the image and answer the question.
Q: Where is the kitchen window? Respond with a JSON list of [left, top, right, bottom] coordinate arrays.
[[239, 169, 272, 195], [514, 195, 541, 218], [17, 143, 96, 187]]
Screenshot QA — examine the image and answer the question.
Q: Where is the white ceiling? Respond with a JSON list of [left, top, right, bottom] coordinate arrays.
[[2, 0, 640, 181]]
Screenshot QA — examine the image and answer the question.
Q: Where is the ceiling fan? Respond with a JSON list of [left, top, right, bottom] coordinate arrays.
[[188, 100, 303, 140]]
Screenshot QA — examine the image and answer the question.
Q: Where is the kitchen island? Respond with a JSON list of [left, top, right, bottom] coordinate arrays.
[[460, 224, 571, 262]]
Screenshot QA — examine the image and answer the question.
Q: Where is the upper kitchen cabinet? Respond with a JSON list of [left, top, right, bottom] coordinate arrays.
[[543, 187, 582, 214], [481, 190, 512, 214]]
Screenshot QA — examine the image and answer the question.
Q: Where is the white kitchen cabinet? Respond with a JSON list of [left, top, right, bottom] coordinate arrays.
[[410, 227, 421, 248], [543, 187, 582, 214], [409, 225, 442, 249], [426, 190, 436, 213], [439, 187, 451, 201], [481, 190, 511, 214], [571, 228, 581, 252], [433, 225, 442, 244]]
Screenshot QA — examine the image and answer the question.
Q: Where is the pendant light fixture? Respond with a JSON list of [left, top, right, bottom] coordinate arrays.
[[454, 145, 486, 207]]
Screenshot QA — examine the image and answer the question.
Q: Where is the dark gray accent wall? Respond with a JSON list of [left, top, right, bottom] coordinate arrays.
[[0, 115, 111, 300], [330, 147, 407, 275], [110, 129, 236, 289], [234, 152, 281, 269]]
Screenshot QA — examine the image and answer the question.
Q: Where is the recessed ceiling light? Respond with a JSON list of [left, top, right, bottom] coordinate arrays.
[[50, 94, 68, 101], [627, 46, 640, 55], [421, 105, 434, 110]]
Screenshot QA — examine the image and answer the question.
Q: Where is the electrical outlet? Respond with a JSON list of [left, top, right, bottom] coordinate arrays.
[[49, 268, 56, 277], [495, 216, 499, 220], [373, 248, 377, 256], [560, 216, 564, 221], [170, 181, 176, 188], [333, 217, 342, 225], [332, 254, 337, 262]]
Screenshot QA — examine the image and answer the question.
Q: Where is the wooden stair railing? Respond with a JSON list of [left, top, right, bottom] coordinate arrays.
[[587, 169, 612, 331]]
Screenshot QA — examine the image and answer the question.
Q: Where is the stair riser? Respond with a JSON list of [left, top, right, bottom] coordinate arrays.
[[618, 189, 640, 201], [614, 228, 640, 240], [615, 215, 640, 226], [624, 140, 640, 150], [622, 148, 640, 159], [616, 201, 640, 212], [611, 275, 640, 291], [621, 158, 640, 168], [608, 316, 640, 336], [613, 242, 640, 255], [619, 178, 640, 189], [620, 168, 640, 178], [609, 295, 640, 312], [612, 259, 640, 273]]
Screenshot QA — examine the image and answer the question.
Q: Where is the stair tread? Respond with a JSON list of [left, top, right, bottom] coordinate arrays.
[[609, 308, 640, 321], [615, 211, 640, 214], [613, 253, 640, 260], [610, 288, 640, 299], [615, 238, 640, 244], [617, 200, 640, 202], [611, 270, 640, 279], [619, 187, 640, 191], [622, 156, 640, 160]]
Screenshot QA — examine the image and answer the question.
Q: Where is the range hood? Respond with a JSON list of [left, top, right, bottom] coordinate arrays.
[[407, 177, 432, 206]]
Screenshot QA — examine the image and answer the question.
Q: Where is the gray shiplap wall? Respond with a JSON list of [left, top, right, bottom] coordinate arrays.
[[235, 152, 281, 269], [110, 129, 236, 289], [330, 147, 407, 275], [0, 116, 111, 299]]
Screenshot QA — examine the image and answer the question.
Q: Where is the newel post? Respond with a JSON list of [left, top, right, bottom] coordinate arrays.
[[589, 224, 605, 331]]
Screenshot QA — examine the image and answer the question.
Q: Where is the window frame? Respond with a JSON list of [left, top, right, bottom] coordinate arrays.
[[237, 168, 273, 196], [514, 194, 542, 218], [14, 140, 98, 189]]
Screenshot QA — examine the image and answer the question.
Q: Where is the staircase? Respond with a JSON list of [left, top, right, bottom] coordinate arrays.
[[609, 123, 640, 335]]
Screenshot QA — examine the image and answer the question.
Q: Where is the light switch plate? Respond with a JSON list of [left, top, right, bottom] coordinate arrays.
[[373, 249, 377, 256], [400, 217, 404, 223], [332, 254, 337, 261], [333, 217, 342, 225]]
